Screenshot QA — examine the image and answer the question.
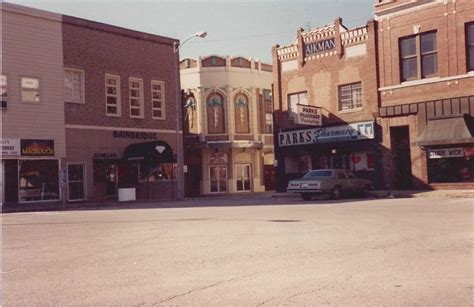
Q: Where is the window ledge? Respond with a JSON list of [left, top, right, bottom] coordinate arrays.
[[338, 107, 363, 114], [379, 73, 474, 91], [66, 100, 85, 104]]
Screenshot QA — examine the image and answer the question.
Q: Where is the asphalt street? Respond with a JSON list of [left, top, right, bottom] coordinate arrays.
[[1, 196, 473, 306]]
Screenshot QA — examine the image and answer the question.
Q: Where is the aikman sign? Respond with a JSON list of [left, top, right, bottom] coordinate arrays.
[[305, 38, 336, 56], [278, 121, 374, 147]]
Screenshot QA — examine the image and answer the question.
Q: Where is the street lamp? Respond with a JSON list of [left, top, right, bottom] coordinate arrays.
[[173, 31, 207, 200]]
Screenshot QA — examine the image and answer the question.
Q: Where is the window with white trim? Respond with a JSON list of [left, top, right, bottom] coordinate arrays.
[[288, 92, 307, 119], [338, 82, 362, 111], [21, 77, 40, 103], [129, 78, 144, 118], [399, 31, 438, 81], [151, 80, 165, 119], [64, 69, 84, 103], [105, 75, 121, 116]]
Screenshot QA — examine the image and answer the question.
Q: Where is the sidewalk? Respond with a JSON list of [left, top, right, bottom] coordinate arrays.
[[3, 190, 473, 214], [273, 190, 474, 199]]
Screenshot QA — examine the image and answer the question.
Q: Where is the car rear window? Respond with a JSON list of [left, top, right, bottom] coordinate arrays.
[[303, 170, 333, 178]]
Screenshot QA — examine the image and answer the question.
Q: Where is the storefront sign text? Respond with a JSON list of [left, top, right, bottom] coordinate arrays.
[[20, 139, 55, 156], [278, 121, 374, 147], [1, 138, 20, 156], [296, 104, 322, 126], [428, 148, 464, 159], [112, 131, 158, 140], [93, 152, 118, 159], [305, 38, 336, 56]]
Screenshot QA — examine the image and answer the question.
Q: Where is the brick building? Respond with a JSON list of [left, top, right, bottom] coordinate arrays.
[[180, 56, 274, 195], [1, 3, 66, 205], [62, 16, 182, 201], [375, 0, 474, 188], [272, 18, 383, 192]]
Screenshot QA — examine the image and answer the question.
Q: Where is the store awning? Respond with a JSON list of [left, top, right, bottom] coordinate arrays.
[[198, 141, 263, 149], [123, 141, 176, 163], [415, 116, 474, 147]]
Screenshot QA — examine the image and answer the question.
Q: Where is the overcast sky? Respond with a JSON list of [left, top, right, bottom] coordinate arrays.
[[6, 0, 375, 63]]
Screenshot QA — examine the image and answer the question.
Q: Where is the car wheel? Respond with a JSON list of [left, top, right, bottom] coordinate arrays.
[[302, 193, 312, 201], [362, 185, 370, 198], [331, 186, 341, 200]]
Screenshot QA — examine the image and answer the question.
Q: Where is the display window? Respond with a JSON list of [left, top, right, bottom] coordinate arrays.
[[285, 154, 312, 174], [427, 146, 474, 183], [19, 159, 59, 202]]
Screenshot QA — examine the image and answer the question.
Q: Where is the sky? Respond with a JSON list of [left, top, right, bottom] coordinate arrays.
[[5, 0, 375, 63]]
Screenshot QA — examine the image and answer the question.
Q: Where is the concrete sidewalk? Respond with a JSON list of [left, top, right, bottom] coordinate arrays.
[[3, 190, 473, 214], [273, 189, 474, 199]]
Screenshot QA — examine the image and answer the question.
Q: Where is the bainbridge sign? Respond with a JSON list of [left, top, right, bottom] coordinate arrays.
[[305, 38, 336, 56], [278, 121, 374, 147]]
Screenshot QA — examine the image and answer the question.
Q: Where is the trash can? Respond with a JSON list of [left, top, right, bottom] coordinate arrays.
[[118, 187, 136, 202]]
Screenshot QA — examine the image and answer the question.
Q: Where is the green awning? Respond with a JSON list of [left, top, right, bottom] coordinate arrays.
[[415, 115, 474, 147]]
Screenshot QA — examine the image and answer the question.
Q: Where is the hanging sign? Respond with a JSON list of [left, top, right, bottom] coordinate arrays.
[[1, 138, 20, 156], [296, 104, 322, 126]]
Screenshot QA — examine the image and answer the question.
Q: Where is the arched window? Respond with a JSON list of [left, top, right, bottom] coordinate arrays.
[[206, 92, 225, 134], [234, 93, 250, 133]]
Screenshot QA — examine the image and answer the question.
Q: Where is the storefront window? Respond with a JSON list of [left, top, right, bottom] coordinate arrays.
[[285, 154, 312, 174], [19, 160, 59, 202], [427, 147, 474, 183], [139, 162, 176, 182]]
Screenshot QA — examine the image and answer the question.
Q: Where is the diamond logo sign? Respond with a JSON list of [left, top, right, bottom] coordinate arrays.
[[155, 145, 166, 154]]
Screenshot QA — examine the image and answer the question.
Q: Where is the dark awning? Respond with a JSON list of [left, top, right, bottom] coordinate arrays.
[[415, 115, 474, 147], [123, 141, 176, 163]]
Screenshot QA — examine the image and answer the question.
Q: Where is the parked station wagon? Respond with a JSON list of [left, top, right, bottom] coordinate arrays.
[[286, 169, 373, 200]]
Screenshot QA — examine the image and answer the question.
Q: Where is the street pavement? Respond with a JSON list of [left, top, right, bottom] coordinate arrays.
[[1, 196, 473, 306]]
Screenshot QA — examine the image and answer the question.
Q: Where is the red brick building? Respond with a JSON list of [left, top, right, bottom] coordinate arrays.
[[272, 18, 382, 192], [375, 0, 474, 189], [62, 16, 183, 201]]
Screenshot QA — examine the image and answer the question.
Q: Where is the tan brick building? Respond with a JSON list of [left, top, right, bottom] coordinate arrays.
[[375, 0, 474, 188], [272, 18, 383, 192], [180, 56, 274, 195]]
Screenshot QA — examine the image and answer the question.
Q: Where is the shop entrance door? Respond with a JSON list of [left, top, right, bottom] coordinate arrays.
[[4, 160, 18, 203], [390, 126, 413, 188], [105, 163, 118, 197], [68, 163, 85, 201], [236, 164, 251, 192], [264, 165, 276, 191], [209, 165, 227, 193]]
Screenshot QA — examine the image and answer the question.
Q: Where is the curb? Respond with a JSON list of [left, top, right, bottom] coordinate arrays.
[[272, 190, 474, 199]]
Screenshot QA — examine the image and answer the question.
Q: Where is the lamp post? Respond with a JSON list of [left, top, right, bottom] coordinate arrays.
[[173, 31, 207, 200]]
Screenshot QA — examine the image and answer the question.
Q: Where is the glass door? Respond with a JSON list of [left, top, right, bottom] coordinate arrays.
[[68, 163, 85, 201], [236, 164, 251, 192], [209, 165, 227, 193]]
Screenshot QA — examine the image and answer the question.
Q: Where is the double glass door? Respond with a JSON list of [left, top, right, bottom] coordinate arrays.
[[236, 164, 251, 192], [209, 165, 227, 193]]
